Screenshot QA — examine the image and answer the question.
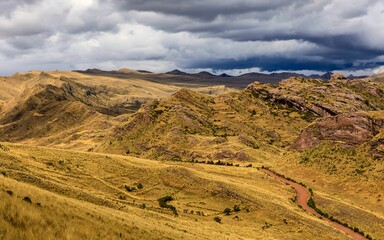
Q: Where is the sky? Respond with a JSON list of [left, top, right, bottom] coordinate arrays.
[[0, 0, 384, 76]]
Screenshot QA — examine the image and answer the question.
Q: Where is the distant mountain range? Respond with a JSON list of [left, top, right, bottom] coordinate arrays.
[[165, 69, 365, 80], [76, 68, 366, 89], [164, 69, 308, 84]]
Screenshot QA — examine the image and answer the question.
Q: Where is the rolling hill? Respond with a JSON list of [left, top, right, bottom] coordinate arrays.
[[0, 69, 383, 239]]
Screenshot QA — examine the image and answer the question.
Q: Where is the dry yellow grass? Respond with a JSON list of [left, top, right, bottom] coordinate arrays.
[[0, 70, 236, 151], [0, 143, 358, 239], [1, 70, 384, 239]]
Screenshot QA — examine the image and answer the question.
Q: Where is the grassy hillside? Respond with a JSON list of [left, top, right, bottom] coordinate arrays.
[[101, 77, 384, 163], [0, 143, 364, 240], [100, 86, 310, 161], [0, 70, 235, 151], [1, 70, 384, 239]]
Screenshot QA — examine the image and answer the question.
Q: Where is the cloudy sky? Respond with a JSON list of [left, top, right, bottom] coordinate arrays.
[[1, 0, 384, 76]]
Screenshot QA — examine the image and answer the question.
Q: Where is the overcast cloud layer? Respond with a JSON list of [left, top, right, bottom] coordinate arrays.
[[0, 0, 383, 75]]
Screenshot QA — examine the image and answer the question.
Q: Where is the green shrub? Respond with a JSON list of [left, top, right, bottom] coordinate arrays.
[[213, 217, 221, 223], [158, 195, 178, 216], [233, 205, 240, 212], [125, 185, 134, 192], [223, 208, 231, 215], [158, 196, 173, 208], [136, 183, 143, 189], [307, 197, 316, 209]]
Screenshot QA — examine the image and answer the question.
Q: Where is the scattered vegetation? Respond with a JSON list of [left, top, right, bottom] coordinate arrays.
[[307, 194, 371, 239], [192, 159, 235, 167], [261, 166, 307, 187]]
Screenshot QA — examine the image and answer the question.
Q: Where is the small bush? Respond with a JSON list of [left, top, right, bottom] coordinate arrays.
[[213, 217, 221, 223], [158, 196, 173, 208], [125, 185, 135, 192], [215, 160, 226, 166], [307, 197, 316, 209], [233, 205, 240, 212], [23, 196, 32, 203], [223, 208, 231, 215]]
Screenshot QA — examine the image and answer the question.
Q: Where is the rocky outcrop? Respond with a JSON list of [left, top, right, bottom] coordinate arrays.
[[247, 77, 384, 118], [292, 113, 384, 150], [330, 73, 347, 81]]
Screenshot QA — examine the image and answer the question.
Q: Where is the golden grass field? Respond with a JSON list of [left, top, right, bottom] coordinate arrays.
[[0, 142, 383, 239]]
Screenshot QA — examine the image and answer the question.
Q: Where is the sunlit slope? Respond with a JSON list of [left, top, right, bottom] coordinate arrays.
[[0, 143, 354, 240], [1, 72, 384, 239], [0, 70, 178, 150], [101, 76, 384, 162], [0, 70, 236, 150]]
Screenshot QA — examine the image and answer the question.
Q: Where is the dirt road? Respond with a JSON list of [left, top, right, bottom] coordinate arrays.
[[261, 168, 366, 240]]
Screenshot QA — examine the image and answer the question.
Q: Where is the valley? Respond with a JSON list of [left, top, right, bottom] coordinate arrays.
[[0, 69, 383, 239]]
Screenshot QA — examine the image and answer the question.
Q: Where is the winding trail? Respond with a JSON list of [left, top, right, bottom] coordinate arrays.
[[261, 169, 366, 240]]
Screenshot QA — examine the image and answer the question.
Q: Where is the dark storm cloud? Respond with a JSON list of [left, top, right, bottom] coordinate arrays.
[[111, 0, 294, 21], [0, 0, 40, 14], [101, 0, 384, 73], [188, 56, 368, 72], [0, 0, 383, 75], [6, 34, 48, 51]]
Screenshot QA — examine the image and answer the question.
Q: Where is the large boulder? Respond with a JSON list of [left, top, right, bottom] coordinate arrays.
[[292, 112, 384, 150]]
